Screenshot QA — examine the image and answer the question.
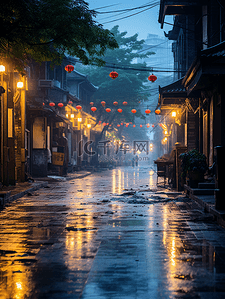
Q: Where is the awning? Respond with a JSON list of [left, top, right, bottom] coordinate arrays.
[[183, 41, 225, 96], [158, 78, 187, 113]]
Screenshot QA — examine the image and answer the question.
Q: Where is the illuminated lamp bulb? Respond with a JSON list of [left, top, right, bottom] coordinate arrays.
[[17, 82, 23, 88]]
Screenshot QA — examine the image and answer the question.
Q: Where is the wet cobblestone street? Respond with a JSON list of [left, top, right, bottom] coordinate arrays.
[[0, 166, 225, 298]]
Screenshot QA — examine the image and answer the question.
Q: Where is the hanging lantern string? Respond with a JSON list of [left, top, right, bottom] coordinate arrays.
[[74, 59, 182, 73]]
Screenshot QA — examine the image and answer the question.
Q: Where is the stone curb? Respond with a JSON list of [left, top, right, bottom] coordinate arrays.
[[0, 181, 48, 210]]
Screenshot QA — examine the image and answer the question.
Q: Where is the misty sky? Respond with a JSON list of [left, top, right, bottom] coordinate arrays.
[[89, 0, 173, 40]]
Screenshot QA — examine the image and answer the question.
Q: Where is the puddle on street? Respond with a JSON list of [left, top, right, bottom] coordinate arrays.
[[0, 167, 225, 298]]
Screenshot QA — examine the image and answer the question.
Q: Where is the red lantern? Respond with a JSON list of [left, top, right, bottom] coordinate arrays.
[[58, 103, 63, 107], [148, 74, 157, 82], [121, 122, 123, 125], [159, 123, 162, 127], [131, 109, 136, 114], [90, 102, 94, 106], [68, 100, 73, 104], [117, 108, 122, 113], [109, 71, 118, 79], [152, 124, 155, 127], [155, 108, 161, 114], [65, 65, 74, 73], [49, 102, 55, 107], [140, 124, 143, 128], [147, 124, 150, 128], [113, 101, 118, 106], [145, 109, 151, 114], [99, 121, 102, 124], [105, 108, 111, 112], [91, 106, 97, 112], [101, 101, 106, 107], [133, 124, 136, 127], [123, 101, 127, 106], [117, 124, 120, 127], [43, 103, 45, 106], [126, 124, 129, 127], [103, 122, 106, 126], [76, 105, 82, 110]]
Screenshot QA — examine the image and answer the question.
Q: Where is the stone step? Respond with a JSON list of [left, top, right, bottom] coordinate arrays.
[[198, 182, 215, 189], [192, 188, 215, 195], [0, 191, 11, 206]]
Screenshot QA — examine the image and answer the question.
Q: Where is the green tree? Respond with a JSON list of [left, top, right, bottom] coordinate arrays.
[[76, 26, 155, 133], [0, 0, 118, 72]]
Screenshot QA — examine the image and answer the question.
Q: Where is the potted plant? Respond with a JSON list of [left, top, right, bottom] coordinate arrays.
[[179, 149, 208, 188]]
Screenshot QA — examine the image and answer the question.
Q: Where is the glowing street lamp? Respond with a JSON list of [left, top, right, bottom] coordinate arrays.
[[0, 65, 5, 72], [172, 111, 176, 118], [17, 81, 24, 89]]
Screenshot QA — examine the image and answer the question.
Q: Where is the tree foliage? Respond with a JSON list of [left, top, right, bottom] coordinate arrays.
[[0, 0, 118, 72], [76, 26, 155, 132]]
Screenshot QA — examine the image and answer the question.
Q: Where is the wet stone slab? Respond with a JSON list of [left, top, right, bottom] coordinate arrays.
[[0, 166, 225, 298]]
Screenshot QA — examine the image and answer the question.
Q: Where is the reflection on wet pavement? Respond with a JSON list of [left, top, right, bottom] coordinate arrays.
[[0, 166, 225, 298]]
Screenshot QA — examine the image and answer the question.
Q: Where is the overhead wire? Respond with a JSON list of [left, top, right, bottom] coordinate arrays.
[[102, 3, 159, 25]]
